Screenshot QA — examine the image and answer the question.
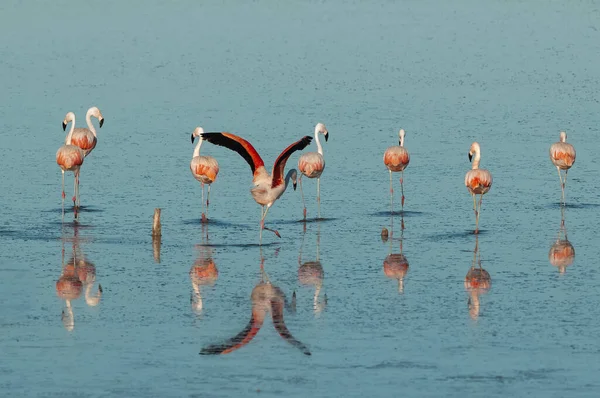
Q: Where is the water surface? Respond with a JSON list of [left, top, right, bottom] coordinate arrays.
[[1, 1, 600, 396]]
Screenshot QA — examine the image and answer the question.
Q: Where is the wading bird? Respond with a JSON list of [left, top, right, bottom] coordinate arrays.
[[298, 123, 329, 219], [383, 129, 410, 212], [465, 142, 492, 234], [200, 132, 311, 244], [56, 112, 85, 218], [549, 131, 576, 205], [190, 127, 220, 222], [69, 106, 104, 157]]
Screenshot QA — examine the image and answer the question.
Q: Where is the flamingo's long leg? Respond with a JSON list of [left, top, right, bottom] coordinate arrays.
[[200, 182, 206, 222], [400, 170, 405, 211], [472, 193, 477, 231], [61, 171, 65, 220], [206, 184, 211, 220], [556, 166, 564, 205], [475, 194, 483, 234], [317, 177, 321, 219], [563, 169, 569, 205], [389, 170, 394, 214], [299, 176, 307, 220], [260, 205, 280, 242]]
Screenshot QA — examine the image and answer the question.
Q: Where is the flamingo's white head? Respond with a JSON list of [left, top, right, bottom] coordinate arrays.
[[559, 131, 567, 143], [62, 112, 75, 131], [468, 142, 481, 162], [315, 123, 329, 142], [87, 106, 104, 128], [398, 129, 406, 146], [191, 127, 205, 143]]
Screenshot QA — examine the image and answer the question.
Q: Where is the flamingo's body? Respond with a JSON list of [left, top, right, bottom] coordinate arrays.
[[56, 112, 85, 218], [298, 123, 329, 219], [550, 131, 576, 205], [191, 127, 220, 222], [200, 132, 311, 244], [383, 129, 410, 211], [69, 106, 104, 157], [465, 142, 492, 234]]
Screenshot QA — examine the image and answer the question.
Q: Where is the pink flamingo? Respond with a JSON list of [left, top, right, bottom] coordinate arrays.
[[465, 142, 492, 234], [298, 123, 329, 219], [200, 132, 311, 244], [69, 106, 104, 157], [56, 112, 85, 218], [67, 107, 104, 209], [190, 127, 220, 223], [383, 129, 410, 212], [549, 131, 576, 205]]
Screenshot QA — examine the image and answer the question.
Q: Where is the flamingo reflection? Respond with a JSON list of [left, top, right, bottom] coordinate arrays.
[[298, 225, 327, 314], [56, 224, 102, 331], [190, 224, 218, 313], [200, 255, 310, 356], [464, 236, 491, 320], [382, 213, 409, 293], [548, 207, 575, 274]]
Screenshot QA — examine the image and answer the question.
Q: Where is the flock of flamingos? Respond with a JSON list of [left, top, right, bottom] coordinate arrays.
[[55, 106, 577, 352], [56, 105, 577, 239]]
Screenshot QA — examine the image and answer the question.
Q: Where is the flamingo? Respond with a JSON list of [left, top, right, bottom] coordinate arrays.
[[67, 107, 103, 209], [465, 142, 492, 234], [69, 106, 104, 157], [383, 129, 410, 212], [56, 112, 85, 218], [298, 123, 329, 219], [549, 131, 576, 205], [190, 127, 220, 223], [200, 132, 312, 244]]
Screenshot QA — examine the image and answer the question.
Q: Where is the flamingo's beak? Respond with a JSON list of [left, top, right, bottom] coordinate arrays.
[[468, 153, 473, 162], [62, 122, 67, 131], [99, 118, 104, 128], [324, 132, 329, 142], [293, 181, 297, 191], [191, 133, 195, 144]]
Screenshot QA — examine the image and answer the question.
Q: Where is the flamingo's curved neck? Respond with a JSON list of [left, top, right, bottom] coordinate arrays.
[[65, 116, 76, 145], [86, 109, 97, 137], [193, 137, 203, 158], [472, 149, 481, 170], [400, 135, 405, 147], [315, 129, 324, 155], [284, 170, 295, 190]]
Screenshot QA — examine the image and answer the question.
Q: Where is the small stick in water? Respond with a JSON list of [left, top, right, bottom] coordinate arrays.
[[381, 227, 389, 242], [152, 208, 162, 237]]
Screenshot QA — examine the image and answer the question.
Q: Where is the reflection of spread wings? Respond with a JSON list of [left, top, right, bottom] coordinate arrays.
[[200, 309, 264, 355], [199, 299, 311, 356], [271, 299, 311, 356]]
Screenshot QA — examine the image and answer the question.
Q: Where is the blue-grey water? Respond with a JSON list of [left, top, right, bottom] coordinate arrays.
[[1, 1, 600, 396]]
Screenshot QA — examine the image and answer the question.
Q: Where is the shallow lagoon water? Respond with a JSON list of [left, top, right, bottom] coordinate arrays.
[[1, 1, 600, 396]]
